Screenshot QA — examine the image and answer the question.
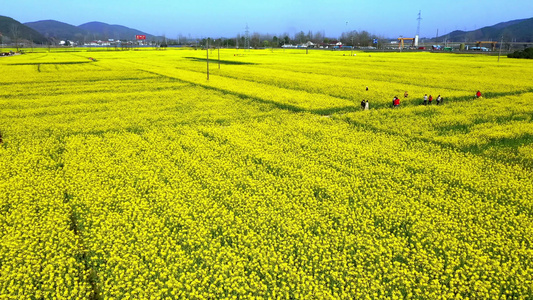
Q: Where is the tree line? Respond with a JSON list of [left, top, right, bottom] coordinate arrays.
[[167, 30, 385, 48]]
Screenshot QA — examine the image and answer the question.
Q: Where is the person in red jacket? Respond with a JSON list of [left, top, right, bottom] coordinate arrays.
[[393, 96, 400, 108], [476, 90, 482, 98], [428, 95, 433, 105]]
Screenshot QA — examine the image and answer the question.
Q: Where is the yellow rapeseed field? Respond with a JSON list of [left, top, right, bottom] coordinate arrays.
[[0, 48, 532, 299]]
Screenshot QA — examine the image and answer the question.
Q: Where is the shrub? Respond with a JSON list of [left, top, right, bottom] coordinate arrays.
[[507, 47, 533, 59]]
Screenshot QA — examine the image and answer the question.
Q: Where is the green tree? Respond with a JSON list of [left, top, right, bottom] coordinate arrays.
[[272, 36, 279, 47], [295, 31, 306, 44]]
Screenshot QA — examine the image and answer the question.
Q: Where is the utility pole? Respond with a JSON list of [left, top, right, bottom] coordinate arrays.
[[206, 39, 209, 81], [11, 24, 19, 52], [218, 40, 221, 69], [498, 35, 503, 62], [245, 24, 250, 51]]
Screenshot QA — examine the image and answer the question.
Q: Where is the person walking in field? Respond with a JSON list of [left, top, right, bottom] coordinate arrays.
[[423, 94, 428, 105], [366, 86, 369, 91], [404, 91, 408, 98], [436, 95, 442, 105], [393, 97, 400, 108], [428, 95, 433, 105], [361, 100, 366, 110], [365, 100, 369, 110], [476, 90, 482, 98]]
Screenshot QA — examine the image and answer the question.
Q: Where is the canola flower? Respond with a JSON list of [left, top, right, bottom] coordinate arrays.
[[0, 49, 532, 299]]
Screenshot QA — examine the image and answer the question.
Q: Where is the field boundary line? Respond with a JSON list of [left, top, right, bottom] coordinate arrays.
[[339, 115, 533, 172], [135, 68, 362, 115]]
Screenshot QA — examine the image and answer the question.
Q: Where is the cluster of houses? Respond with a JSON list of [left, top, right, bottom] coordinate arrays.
[[280, 40, 495, 52], [282, 41, 345, 49], [58, 40, 77, 46], [82, 39, 149, 47], [83, 40, 115, 46], [281, 41, 379, 50]]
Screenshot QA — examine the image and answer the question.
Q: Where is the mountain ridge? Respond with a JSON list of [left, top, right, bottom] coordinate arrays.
[[24, 19, 88, 41], [0, 15, 48, 44], [436, 17, 533, 43], [24, 20, 158, 42], [77, 21, 156, 41]]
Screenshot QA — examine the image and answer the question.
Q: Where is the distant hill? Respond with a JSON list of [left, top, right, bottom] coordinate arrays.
[[78, 21, 156, 41], [437, 17, 533, 43], [0, 15, 48, 44], [24, 20, 159, 43], [25, 20, 88, 42]]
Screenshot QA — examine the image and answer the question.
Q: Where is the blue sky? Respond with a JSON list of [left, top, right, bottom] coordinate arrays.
[[3, 0, 532, 38]]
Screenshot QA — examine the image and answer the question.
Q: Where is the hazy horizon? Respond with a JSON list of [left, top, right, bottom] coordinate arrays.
[[3, 0, 533, 39]]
